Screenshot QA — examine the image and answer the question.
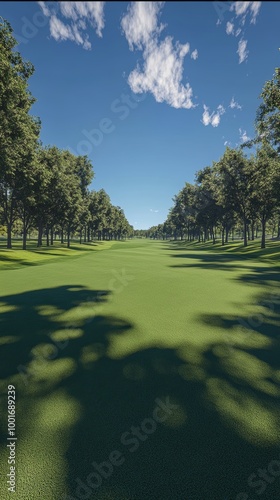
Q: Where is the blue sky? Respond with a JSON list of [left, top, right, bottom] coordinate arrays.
[[1, 1, 280, 229]]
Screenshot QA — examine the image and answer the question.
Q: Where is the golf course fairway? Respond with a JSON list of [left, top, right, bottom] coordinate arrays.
[[0, 238, 279, 500]]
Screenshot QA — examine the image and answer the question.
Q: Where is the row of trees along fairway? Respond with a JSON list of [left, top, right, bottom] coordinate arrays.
[[0, 19, 133, 250], [147, 66, 280, 249]]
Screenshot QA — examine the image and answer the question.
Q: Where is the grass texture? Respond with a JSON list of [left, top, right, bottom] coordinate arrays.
[[0, 238, 279, 499]]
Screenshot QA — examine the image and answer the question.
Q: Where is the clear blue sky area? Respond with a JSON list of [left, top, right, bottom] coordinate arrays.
[[1, 1, 279, 228]]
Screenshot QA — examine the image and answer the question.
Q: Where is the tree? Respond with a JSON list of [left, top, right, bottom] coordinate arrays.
[[0, 19, 40, 248], [248, 146, 280, 248], [195, 167, 222, 244], [256, 67, 280, 152], [89, 189, 111, 240], [215, 148, 252, 247]]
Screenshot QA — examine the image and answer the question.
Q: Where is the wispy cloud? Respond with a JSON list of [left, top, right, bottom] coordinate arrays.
[[237, 38, 248, 63], [216, 1, 261, 63], [239, 127, 250, 142], [121, 2, 196, 109], [226, 21, 234, 35], [230, 1, 261, 24], [38, 1, 105, 49], [191, 49, 198, 60], [202, 104, 225, 127], [229, 97, 242, 110], [150, 209, 159, 213]]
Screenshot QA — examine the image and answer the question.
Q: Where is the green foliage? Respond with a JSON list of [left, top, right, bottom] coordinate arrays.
[[0, 18, 40, 248], [0, 19, 132, 249], [256, 67, 280, 151]]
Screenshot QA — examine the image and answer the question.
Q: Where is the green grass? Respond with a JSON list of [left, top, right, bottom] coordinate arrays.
[[0, 239, 115, 270], [0, 239, 279, 499]]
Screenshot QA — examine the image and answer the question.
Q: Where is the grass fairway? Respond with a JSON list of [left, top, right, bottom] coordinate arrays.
[[0, 238, 280, 499]]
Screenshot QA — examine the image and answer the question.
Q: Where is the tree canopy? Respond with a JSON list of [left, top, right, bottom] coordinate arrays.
[[0, 18, 133, 249]]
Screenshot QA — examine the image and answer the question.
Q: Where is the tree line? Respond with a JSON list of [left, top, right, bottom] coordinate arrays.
[[147, 66, 280, 249], [0, 19, 133, 250]]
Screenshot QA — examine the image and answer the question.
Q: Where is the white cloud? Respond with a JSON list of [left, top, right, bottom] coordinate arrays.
[[121, 2, 196, 110], [239, 128, 250, 142], [226, 22, 235, 35], [38, 1, 50, 16], [224, 140, 231, 146], [230, 1, 261, 24], [191, 49, 198, 60], [218, 2, 261, 63], [49, 15, 75, 41], [121, 1, 164, 50], [202, 104, 225, 127], [250, 1, 262, 23], [229, 97, 242, 110], [231, 2, 251, 17], [237, 38, 248, 63], [150, 209, 159, 213], [38, 1, 105, 49]]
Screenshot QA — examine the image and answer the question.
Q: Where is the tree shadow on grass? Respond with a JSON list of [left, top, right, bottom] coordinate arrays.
[[0, 285, 279, 499], [167, 249, 280, 279], [194, 289, 280, 500], [64, 340, 280, 499], [163, 239, 280, 263]]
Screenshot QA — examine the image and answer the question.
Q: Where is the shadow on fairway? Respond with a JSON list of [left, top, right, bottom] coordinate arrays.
[[167, 246, 280, 277], [0, 284, 279, 499], [63, 319, 280, 500], [163, 239, 280, 262]]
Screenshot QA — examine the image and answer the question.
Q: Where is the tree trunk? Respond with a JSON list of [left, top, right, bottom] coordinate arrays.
[[225, 227, 229, 244], [67, 228, 71, 248], [7, 223, 12, 249], [251, 222, 255, 241], [221, 228, 225, 246], [50, 228, 54, 245], [61, 228, 64, 244], [243, 220, 247, 247], [261, 219, 266, 249], [22, 211, 29, 250], [80, 229, 82, 244], [46, 228, 50, 246], [87, 225, 90, 242], [84, 225, 87, 243], [22, 227, 27, 250], [37, 222, 43, 247]]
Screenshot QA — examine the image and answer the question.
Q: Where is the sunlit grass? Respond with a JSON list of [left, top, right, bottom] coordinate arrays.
[[0, 238, 114, 270]]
